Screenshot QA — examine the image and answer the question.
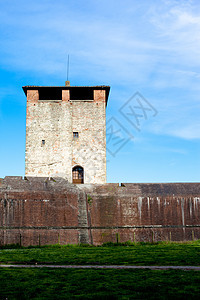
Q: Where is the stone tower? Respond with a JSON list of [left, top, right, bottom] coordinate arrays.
[[23, 83, 110, 184]]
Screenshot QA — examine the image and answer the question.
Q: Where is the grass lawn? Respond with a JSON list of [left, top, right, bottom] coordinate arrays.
[[0, 268, 200, 299], [0, 241, 200, 266], [1, 242, 200, 299]]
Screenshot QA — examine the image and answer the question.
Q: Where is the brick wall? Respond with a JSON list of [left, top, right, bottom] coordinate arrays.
[[0, 177, 89, 246], [83, 183, 200, 244], [1, 177, 200, 246]]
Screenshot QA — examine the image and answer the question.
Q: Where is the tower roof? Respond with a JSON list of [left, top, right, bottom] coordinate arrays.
[[22, 85, 110, 105]]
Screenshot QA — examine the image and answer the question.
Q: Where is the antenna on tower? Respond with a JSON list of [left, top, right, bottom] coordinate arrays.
[[65, 54, 70, 86], [67, 54, 70, 81]]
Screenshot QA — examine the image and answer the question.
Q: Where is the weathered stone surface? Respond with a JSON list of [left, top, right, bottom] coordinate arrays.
[[84, 183, 200, 244], [0, 177, 90, 245], [1, 178, 200, 246], [24, 86, 107, 183]]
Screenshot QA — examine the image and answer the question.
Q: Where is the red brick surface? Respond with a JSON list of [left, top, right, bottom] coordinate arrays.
[[27, 90, 39, 102], [86, 183, 200, 244], [0, 178, 200, 245], [62, 90, 70, 101]]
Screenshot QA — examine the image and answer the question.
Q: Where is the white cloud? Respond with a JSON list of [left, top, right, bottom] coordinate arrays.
[[0, 0, 199, 142], [170, 124, 200, 140]]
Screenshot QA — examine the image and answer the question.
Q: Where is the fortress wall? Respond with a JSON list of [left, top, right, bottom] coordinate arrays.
[[0, 177, 90, 246], [83, 183, 200, 244], [0, 178, 200, 246]]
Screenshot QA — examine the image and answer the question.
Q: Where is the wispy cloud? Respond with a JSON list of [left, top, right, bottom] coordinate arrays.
[[169, 124, 200, 140], [0, 0, 200, 140], [0, 0, 199, 181]]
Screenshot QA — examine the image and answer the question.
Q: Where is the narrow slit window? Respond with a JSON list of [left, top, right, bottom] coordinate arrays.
[[73, 132, 79, 139]]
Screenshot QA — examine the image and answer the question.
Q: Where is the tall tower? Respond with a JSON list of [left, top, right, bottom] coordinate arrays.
[[23, 83, 110, 184]]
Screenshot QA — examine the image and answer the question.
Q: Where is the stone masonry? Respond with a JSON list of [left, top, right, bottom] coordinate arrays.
[[23, 85, 110, 184]]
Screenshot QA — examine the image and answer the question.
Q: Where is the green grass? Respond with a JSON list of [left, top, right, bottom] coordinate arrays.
[[0, 268, 200, 299], [0, 241, 200, 266], [1, 242, 200, 299]]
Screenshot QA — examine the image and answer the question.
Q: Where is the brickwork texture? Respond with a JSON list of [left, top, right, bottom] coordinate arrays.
[[1, 177, 200, 246]]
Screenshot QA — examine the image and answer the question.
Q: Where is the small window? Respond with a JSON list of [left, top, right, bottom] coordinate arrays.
[[72, 166, 84, 184], [73, 132, 79, 139], [41, 140, 45, 146]]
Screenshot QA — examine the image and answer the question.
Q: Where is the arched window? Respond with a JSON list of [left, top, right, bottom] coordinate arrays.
[[72, 166, 84, 184]]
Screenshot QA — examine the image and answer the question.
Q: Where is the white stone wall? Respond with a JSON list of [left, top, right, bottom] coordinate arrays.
[[25, 89, 107, 183], [71, 100, 106, 184]]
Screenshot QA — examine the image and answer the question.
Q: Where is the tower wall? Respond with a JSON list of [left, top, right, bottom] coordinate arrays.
[[25, 87, 107, 183], [72, 90, 106, 184]]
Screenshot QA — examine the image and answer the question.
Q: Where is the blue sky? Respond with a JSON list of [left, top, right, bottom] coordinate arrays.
[[0, 0, 199, 182]]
